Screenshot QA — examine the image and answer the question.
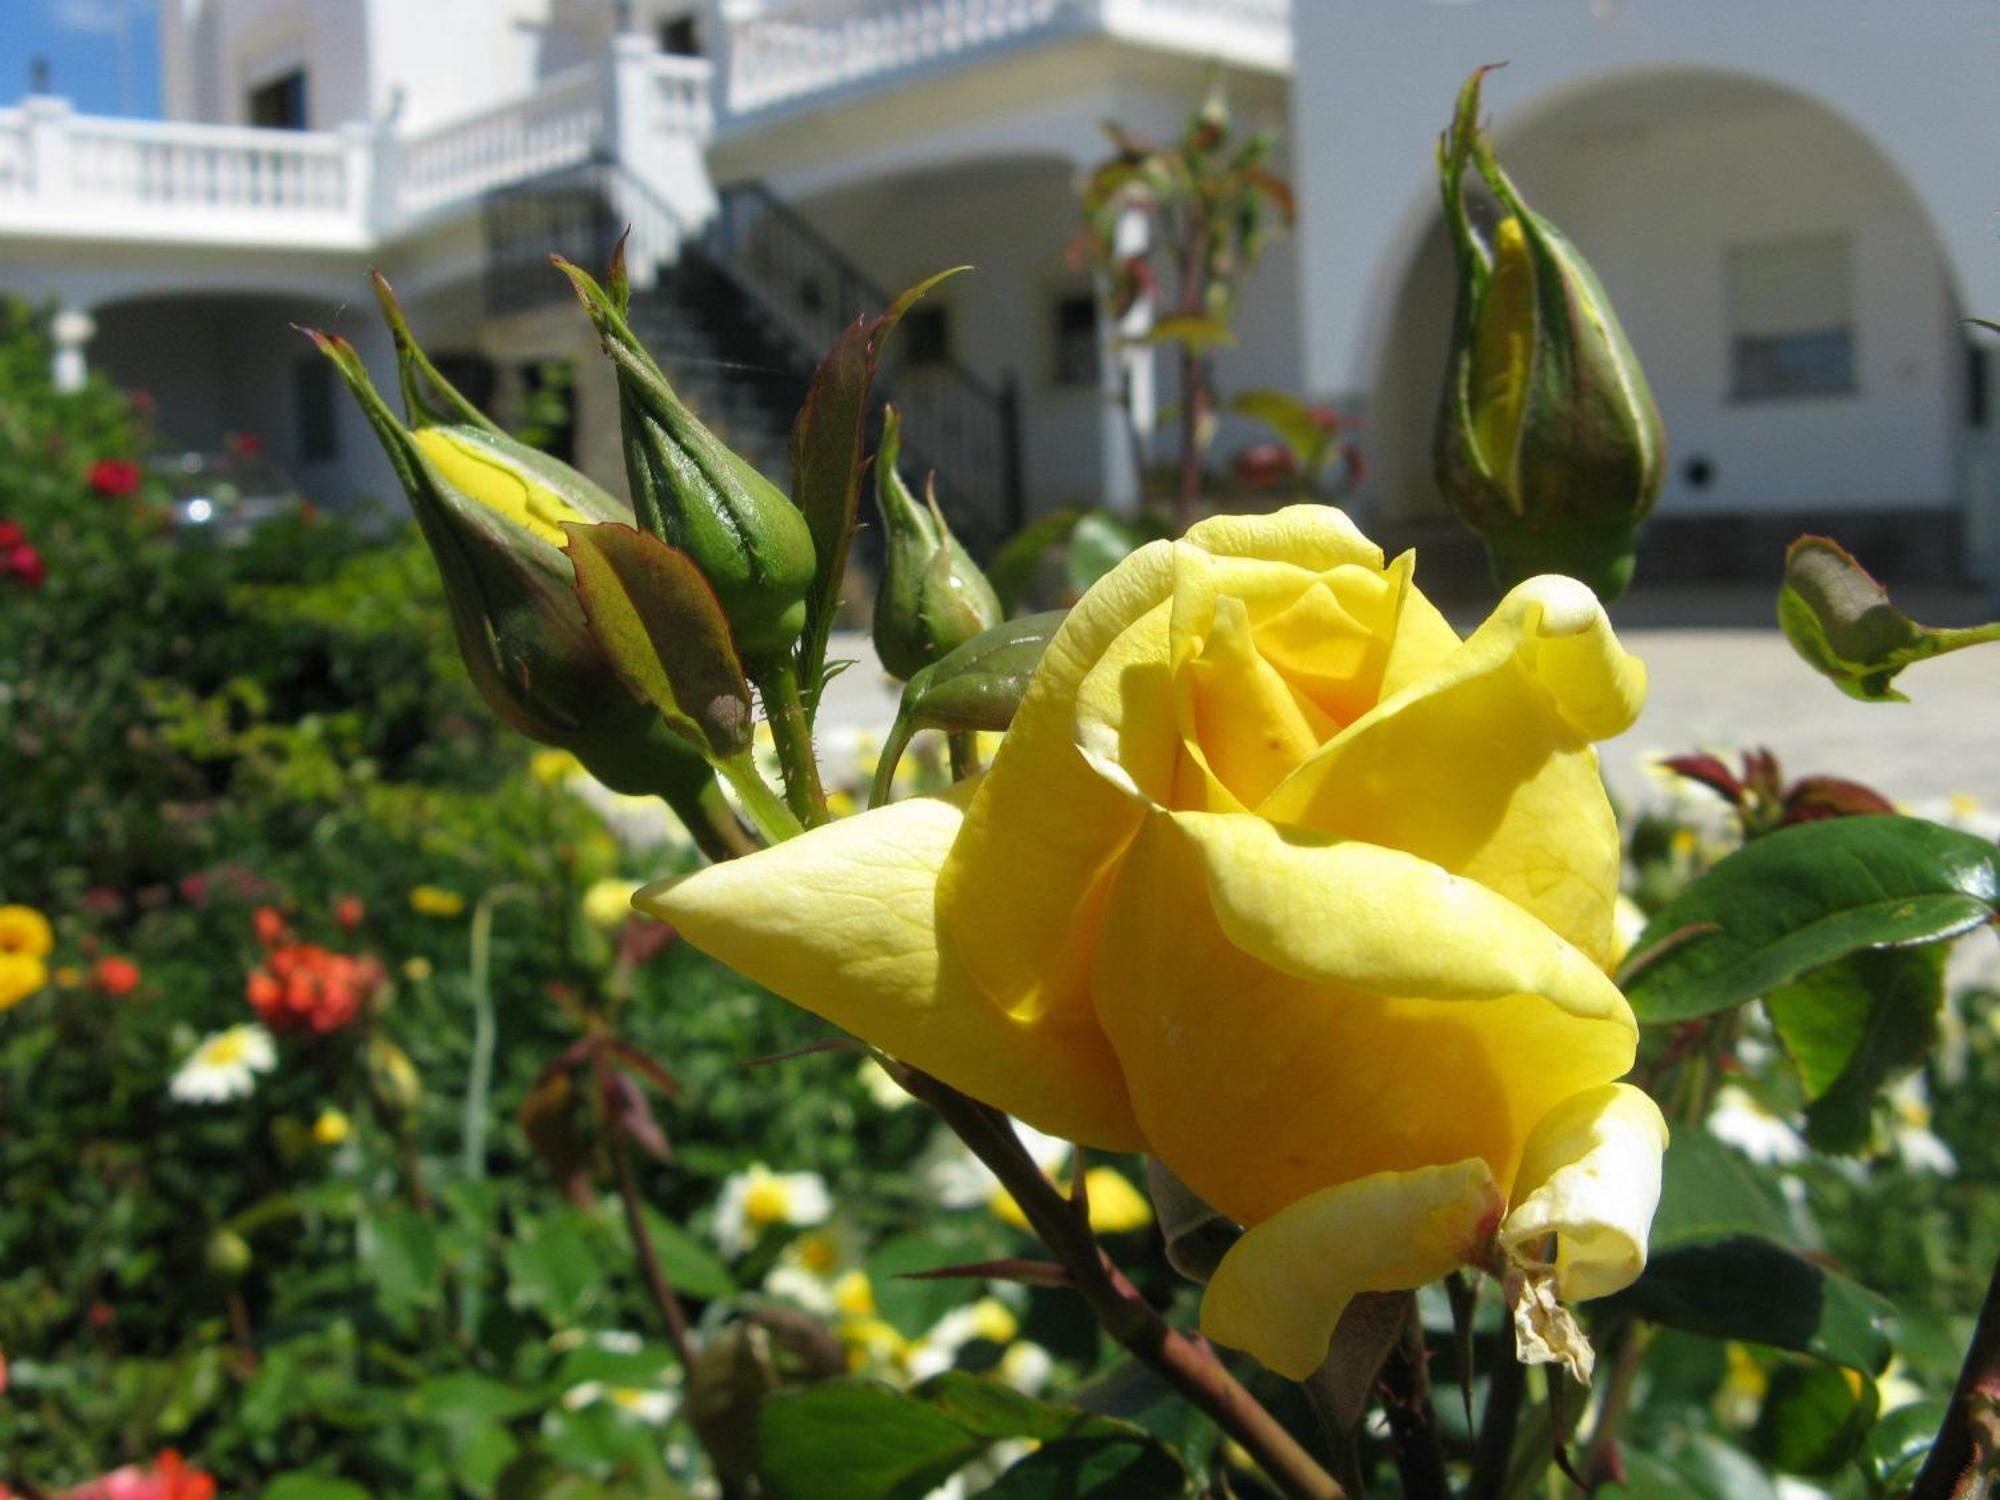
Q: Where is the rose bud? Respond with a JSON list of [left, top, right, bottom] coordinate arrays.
[[870, 405, 1003, 680], [555, 256, 815, 666], [306, 319, 732, 851], [1434, 68, 1664, 601]]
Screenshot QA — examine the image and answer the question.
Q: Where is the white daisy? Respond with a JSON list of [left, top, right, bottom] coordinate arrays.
[[920, 1122, 1071, 1209], [169, 1024, 277, 1104], [1705, 1084, 1807, 1166], [562, 1380, 678, 1425], [712, 1163, 833, 1257]]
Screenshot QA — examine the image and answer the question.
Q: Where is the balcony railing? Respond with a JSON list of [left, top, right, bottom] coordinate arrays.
[[721, 0, 1291, 116], [396, 63, 606, 219]]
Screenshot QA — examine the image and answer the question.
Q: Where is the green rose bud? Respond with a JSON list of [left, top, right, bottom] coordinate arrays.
[[206, 1228, 253, 1280], [870, 405, 1003, 680], [308, 296, 728, 847], [366, 1036, 423, 1120], [555, 257, 816, 666], [1434, 67, 1665, 601]]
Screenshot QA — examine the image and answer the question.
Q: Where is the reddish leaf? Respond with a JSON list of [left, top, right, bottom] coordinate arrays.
[[1782, 775, 1898, 826], [1658, 753, 1745, 807]]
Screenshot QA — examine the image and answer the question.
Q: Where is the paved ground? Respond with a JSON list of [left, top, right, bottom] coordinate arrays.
[[817, 583, 2000, 818]]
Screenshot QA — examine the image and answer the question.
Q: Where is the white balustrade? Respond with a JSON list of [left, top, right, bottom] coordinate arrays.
[[396, 64, 608, 218], [63, 115, 352, 214]]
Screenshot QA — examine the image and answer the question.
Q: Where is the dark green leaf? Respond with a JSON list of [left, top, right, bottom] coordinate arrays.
[[564, 522, 753, 760], [361, 1203, 442, 1321], [1779, 534, 2000, 701], [913, 1371, 1151, 1445], [640, 1205, 737, 1300], [1766, 943, 1945, 1153], [1649, 1129, 1797, 1251], [1605, 1237, 1893, 1373], [1622, 815, 1998, 1023], [266, 1478, 375, 1500], [973, 1436, 1186, 1498], [1752, 1358, 1879, 1476], [503, 1211, 606, 1325], [757, 1381, 988, 1500], [791, 267, 970, 708], [900, 612, 1064, 736], [1867, 1397, 1948, 1488], [987, 509, 1080, 611]]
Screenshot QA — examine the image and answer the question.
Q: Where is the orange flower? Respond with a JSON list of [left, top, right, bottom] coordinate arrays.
[[247, 943, 384, 1035], [252, 905, 289, 948], [91, 957, 142, 998]]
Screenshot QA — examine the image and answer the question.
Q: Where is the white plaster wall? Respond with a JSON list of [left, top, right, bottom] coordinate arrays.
[[1290, 0, 2000, 416], [1369, 90, 1959, 521], [156, 0, 374, 128]]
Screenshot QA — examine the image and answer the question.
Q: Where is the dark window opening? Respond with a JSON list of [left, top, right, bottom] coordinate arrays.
[[1969, 343, 1990, 429], [517, 360, 577, 465], [901, 306, 950, 368], [248, 69, 308, 130], [295, 357, 338, 462], [1052, 293, 1098, 388], [431, 353, 499, 415], [660, 16, 701, 56]]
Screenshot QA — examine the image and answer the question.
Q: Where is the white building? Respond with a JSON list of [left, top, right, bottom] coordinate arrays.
[[1, 0, 1993, 580]]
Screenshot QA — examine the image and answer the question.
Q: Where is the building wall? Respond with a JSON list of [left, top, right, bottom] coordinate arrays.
[[157, 0, 374, 129]]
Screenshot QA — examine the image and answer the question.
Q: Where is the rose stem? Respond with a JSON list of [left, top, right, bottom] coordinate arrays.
[[757, 659, 829, 827], [602, 1102, 698, 1375], [1378, 1292, 1451, 1499], [900, 1070, 1347, 1500], [1910, 1247, 2000, 1500], [1468, 1321, 1527, 1500]]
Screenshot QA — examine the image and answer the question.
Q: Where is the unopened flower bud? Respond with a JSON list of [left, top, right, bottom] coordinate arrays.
[[556, 257, 815, 665], [308, 281, 723, 821], [366, 1036, 423, 1119], [870, 406, 1003, 680], [1434, 68, 1664, 600], [206, 1228, 253, 1280]]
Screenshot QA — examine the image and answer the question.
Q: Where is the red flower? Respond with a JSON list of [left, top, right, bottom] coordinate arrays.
[[334, 895, 365, 932], [1230, 441, 1299, 491], [0, 520, 21, 549], [7, 545, 44, 588], [63, 1450, 217, 1500], [87, 458, 142, 498], [247, 942, 384, 1034], [225, 431, 262, 458], [252, 905, 289, 948], [92, 957, 142, 997]]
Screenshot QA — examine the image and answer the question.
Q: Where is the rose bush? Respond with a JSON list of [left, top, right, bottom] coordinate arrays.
[[646, 504, 1668, 1378]]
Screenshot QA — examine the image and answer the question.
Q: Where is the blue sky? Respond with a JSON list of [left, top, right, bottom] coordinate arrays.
[[1, 0, 160, 116]]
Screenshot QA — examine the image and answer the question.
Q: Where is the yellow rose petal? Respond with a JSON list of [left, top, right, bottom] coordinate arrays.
[[0, 905, 54, 959], [1260, 575, 1644, 963], [641, 783, 1144, 1149], [1201, 1157, 1503, 1380], [1499, 1083, 1668, 1303]]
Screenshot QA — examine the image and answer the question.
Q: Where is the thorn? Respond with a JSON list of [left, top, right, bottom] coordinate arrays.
[[899, 1257, 1073, 1289], [744, 1037, 864, 1068]]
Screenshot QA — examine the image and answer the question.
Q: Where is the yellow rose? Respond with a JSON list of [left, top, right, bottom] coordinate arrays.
[[643, 506, 1666, 1379], [0, 952, 47, 1010], [0, 905, 54, 959]]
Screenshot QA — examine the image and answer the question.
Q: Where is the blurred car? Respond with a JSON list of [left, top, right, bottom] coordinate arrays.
[[153, 446, 308, 544]]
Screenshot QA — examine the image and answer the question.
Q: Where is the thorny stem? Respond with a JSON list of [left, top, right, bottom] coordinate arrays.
[[1469, 1321, 1528, 1500], [1912, 1248, 2000, 1500], [900, 1070, 1346, 1500], [759, 659, 829, 828], [604, 1109, 698, 1374], [1378, 1293, 1451, 1500], [1578, 1320, 1645, 1492]]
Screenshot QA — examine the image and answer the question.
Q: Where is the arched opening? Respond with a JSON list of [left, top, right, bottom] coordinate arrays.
[[1368, 68, 1968, 580]]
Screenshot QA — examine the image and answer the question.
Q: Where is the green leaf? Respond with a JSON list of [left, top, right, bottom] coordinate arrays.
[[1649, 1130, 1798, 1251], [1751, 1359, 1879, 1476], [973, 1436, 1187, 1498], [504, 1211, 607, 1325], [1867, 1397, 1949, 1488], [1778, 534, 2000, 701], [1622, 815, 1998, 1023], [1228, 388, 1336, 470], [1605, 1237, 1893, 1373], [791, 267, 970, 709], [564, 521, 753, 760], [899, 612, 1064, 736], [987, 509, 1080, 612], [914, 1371, 1148, 1444], [1142, 315, 1237, 352], [1766, 943, 1946, 1153], [1064, 512, 1149, 599], [361, 1203, 442, 1322], [266, 1478, 375, 1500], [639, 1205, 737, 1300], [757, 1381, 988, 1500]]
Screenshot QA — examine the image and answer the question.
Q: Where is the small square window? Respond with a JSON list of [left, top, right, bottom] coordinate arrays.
[[295, 356, 337, 462], [660, 16, 701, 56], [1727, 235, 1855, 401], [248, 69, 308, 130], [1051, 293, 1098, 388]]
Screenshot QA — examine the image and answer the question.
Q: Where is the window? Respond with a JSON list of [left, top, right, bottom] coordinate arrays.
[[295, 357, 338, 462], [247, 69, 308, 130], [900, 306, 951, 368], [1727, 234, 1855, 400], [1051, 292, 1098, 388], [660, 15, 701, 56]]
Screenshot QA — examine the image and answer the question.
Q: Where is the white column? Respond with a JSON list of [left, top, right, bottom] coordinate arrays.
[[22, 96, 74, 211], [338, 120, 380, 236], [1098, 202, 1154, 514], [50, 307, 95, 395], [602, 33, 662, 185]]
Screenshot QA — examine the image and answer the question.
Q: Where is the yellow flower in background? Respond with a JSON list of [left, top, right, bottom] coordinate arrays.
[[581, 878, 642, 931], [646, 506, 1665, 1381], [0, 953, 48, 1011], [990, 1166, 1154, 1236], [0, 905, 53, 959], [312, 1107, 352, 1147], [409, 885, 467, 919], [531, 748, 586, 787], [402, 956, 434, 983]]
